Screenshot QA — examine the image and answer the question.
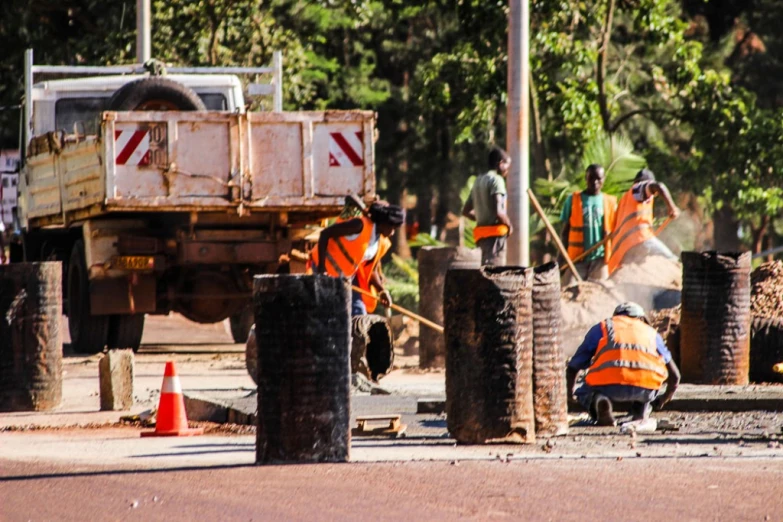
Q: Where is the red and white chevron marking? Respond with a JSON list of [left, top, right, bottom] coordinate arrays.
[[329, 131, 364, 167], [114, 129, 151, 166]]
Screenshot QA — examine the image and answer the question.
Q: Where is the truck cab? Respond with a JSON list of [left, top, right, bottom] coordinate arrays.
[[30, 74, 245, 138]]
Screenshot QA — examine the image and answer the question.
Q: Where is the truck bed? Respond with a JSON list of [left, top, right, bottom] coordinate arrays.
[[20, 110, 376, 226]]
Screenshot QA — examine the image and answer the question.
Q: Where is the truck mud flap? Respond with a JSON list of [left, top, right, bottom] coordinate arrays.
[[90, 275, 156, 315]]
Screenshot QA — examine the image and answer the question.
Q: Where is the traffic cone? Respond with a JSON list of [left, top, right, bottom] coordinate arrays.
[[141, 361, 204, 437]]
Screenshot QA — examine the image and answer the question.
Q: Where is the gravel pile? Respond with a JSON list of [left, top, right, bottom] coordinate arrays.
[[648, 305, 682, 364], [751, 261, 783, 319]]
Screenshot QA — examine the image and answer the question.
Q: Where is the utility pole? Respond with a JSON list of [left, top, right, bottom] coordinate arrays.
[[507, 0, 530, 266], [136, 0, 152, 64]]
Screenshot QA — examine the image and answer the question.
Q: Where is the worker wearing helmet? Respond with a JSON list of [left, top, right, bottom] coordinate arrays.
[[566, 302, 681, 426]]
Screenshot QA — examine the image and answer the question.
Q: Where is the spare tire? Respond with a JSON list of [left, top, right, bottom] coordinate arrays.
[[108, 77, 206, 111]]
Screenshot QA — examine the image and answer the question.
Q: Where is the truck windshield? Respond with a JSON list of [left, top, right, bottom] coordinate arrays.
[[199, 93, 227, 110], [54, 92, 229, 135], [55, 98, 106, 135]]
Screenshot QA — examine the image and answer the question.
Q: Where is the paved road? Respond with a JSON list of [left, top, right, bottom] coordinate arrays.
[[2, 457, 782, 521]]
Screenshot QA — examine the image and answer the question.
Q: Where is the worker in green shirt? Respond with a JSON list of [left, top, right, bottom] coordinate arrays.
[[560, 164, 617, 285]]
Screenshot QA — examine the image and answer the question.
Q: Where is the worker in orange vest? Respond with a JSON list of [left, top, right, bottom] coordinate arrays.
[[559, 164, 617, 284], [353, 235, 392, 315], [461, 147, 513, 266], [566, 302, 681, 426], [607, 168, 680, 274], [311, 202, 404, 315]]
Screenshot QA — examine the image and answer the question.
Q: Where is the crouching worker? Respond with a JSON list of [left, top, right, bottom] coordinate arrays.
[[309, 202, 404, 315], [566, 302, 681, 426]]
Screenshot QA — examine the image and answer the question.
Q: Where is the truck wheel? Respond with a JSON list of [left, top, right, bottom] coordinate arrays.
[[245, 325, 258, 385], [107, 314, 146, 352], [107, 78, 207, 111], [229, 307, 254, 343], [68, 240, 109, 354]]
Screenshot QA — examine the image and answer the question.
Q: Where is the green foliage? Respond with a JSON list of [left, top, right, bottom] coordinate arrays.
[[383, 253, 418, 313], [534, 133, 647, 226], [408, 233, 447, 249], [459, 175, 476, 248], [1, 0, 782, 254]]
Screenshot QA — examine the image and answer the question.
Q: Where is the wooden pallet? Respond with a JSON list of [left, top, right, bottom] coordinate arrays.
[[352, 414, 407, 438]]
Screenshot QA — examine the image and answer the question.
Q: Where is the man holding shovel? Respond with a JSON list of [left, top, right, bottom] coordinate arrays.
[[608, 168, 680, 274], [560, 164, 617, 284], [309, 200, 403, 315]]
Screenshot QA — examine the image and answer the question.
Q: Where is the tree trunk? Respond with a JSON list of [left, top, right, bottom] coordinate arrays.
[[751, 215, 770, 254], [529, 73, 552, 182], [712, 207, 742, 252], [596, 0, 616, 133], [435, 122, 453, 239], [393, 187, 412, 260]]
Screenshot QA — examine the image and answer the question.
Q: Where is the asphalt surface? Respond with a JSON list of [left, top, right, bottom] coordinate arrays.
[[2, 457, 782, 521]]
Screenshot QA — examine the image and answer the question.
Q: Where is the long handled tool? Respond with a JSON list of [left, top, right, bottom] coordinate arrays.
[[351, 285, 444, 334], [559, 215, 676, 273], [527, 189, 583, 282]]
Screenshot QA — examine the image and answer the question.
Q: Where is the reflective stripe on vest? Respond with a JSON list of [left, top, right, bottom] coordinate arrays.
[[607, 190, 654, 273], [584, 315, 668, 390], [356, 235, 392, 313], [566, 191, 617, 261], [309, 216, 375, 278], [474, 224, 509, 242]]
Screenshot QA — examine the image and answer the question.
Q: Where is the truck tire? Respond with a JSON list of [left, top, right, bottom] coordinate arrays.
[[107, 314, 146, 352], [229, 307, 254, 343], [107, 78, 207, 111], [68, 240, 109, 354]]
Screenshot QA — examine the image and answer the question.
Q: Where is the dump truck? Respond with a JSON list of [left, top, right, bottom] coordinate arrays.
[[16, 49, 376, 353]]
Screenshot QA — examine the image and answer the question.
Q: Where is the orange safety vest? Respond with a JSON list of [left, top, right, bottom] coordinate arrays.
[[607, 189, 654, 273], [585, 315, 668, 390], [355, 236, 392, 313], [567, 192, 617, 262], [473, 224, 509, 242], [309, 216, 376, 278]]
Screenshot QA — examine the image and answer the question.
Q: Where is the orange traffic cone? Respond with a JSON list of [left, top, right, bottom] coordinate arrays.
[[141, 361, 204, 437]]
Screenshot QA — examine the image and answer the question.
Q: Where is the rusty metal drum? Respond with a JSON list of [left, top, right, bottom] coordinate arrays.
[[253, 274, 351, 463], [444, 266, 535, 444], [680, 251, 751, 384], [0, 262, 63, 412], [418, 246, 481, 369], [532, 262, 568, 437]]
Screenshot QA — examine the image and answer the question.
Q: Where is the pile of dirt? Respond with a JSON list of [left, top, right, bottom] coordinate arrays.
[[610, 255, 682, 311], [648, 305, 681, 365], [560, 255, 683, 358], [750, 261, 783, 319]]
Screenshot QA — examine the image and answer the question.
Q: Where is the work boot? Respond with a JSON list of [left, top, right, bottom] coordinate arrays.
[[594, 395, 616, 426]]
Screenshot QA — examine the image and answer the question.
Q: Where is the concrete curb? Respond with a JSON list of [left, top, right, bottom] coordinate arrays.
[[184, 393, 257, 426], [184, 384, 783, 428]]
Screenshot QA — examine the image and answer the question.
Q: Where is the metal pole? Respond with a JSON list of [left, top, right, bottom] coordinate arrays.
[[506, 0, 530, 266], [24, 49, 33, 151], [273, 51, 283, 112], [136, 0, 151, 63]]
